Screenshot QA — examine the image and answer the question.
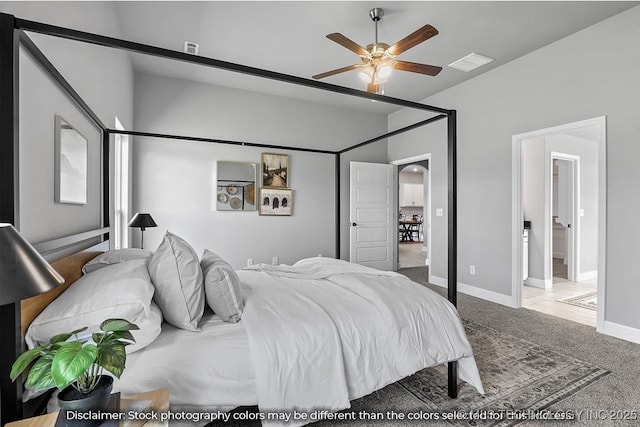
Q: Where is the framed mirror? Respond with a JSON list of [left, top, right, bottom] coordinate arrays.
[[54, 115, 88, 204], [216, 161, 257, 211]]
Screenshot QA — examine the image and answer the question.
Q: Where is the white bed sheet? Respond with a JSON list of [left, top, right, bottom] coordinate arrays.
[[112, 311, 256, 409]]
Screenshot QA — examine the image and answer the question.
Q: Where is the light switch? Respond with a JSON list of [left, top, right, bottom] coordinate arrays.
[[436, 208, 444, 217], [580, 209, 585, 217]]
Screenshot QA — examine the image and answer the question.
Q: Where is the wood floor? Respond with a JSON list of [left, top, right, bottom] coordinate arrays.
[[400, 250, 597, 328], [398, 242, 427, 268], [523, 258, 597, 327]]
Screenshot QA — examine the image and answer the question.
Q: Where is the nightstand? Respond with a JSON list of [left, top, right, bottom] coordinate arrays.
[[6, 388, 169, 427]]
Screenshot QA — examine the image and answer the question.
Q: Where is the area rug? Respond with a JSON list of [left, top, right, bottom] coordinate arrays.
[[558, 292, 598, 311], [391, 319, 609, 426], [208, 318, 609, 427]]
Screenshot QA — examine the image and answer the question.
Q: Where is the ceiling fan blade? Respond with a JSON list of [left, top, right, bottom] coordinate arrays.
[[388, 24, 439, 56], [312, 64, 364, 80], [393, 60, 442, 76], [366, 83, 379, 93], [326, 33, 369, 56]]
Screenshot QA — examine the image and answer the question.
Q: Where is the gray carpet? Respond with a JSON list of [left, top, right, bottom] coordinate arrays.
[[398, 266, 640, 426]]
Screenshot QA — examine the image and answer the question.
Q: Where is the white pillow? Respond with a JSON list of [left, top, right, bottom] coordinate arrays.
[[82, 249, 153, 275], [127, 301, 163, 354], [26, 259, 155, 351], [201, 249, 244, 323], [147, 231, 205, 331]]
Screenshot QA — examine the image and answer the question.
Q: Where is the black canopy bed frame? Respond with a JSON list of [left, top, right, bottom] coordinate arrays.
[[0, 12, 459, 424]]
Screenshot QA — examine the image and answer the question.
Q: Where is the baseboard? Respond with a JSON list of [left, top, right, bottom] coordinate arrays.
[[576, 270, 598, 282], [600, 320, 640, 345], [431, 275, 517, 308], [524, 277, 553, 289]]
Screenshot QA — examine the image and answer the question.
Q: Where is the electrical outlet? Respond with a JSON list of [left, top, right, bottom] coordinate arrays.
[[436, 208, 444, 217], [272, 256, 279, 265], [318, 253, 324, 257], [470, 265, 476, 275], [247, 259, 253, 267]]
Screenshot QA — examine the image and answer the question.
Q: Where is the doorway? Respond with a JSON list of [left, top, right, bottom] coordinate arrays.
[[512, 117, 605, 330], [391, 154, 431, 273]]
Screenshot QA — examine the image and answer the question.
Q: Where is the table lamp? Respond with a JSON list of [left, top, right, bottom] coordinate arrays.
[[0, 223, 65, 425], [128, 213, 157, 249]]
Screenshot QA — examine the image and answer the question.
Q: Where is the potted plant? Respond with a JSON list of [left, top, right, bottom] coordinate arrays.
[[11, 318, 138, 423]]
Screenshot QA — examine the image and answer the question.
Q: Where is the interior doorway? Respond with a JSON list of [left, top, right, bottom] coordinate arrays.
[[512, 117, 605, 330], [392, 154, 431, 273]]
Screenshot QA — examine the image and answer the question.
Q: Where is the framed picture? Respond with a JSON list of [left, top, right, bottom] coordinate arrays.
[[261, 152, 289, 188], [54, 115, 88, 204], [216, 161, 257, 211], [259, 188, 293, 216]]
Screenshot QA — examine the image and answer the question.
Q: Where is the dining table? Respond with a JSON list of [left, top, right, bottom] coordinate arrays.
[[399, 219, 423, 242]]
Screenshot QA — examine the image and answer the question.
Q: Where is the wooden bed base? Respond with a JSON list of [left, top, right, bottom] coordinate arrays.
[[20, 251, 102, 337]]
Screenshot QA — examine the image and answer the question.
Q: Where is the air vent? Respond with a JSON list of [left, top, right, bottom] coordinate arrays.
[[184, 41, 199, 55], [448, 53, 494, 72]]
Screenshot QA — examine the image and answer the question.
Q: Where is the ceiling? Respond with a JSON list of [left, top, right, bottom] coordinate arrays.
[[112, 1, 636, 114]]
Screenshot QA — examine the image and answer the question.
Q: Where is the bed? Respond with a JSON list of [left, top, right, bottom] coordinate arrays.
[[5, 15, 464, 419], [21, 244, 484, 423]]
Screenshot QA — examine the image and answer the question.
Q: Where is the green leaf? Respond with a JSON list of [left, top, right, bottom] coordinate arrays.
[[109, 330, 136, 343], [50, 333, 72, 344], [92, 333, 104, 344], [25, 354, 56, 390], [10, 347, 43, 381], [100, 319, 139, 332], [51, 343, 98, 389], [97, 342, 127, 379]]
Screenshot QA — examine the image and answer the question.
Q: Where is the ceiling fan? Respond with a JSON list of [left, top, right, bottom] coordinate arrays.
[[313, 8, 442, 94]]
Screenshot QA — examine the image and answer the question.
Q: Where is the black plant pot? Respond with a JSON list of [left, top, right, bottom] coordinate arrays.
[[58, 375, 114, 426]]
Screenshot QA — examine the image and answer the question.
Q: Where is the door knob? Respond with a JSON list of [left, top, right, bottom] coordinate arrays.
[[352, 222, 357, 226]]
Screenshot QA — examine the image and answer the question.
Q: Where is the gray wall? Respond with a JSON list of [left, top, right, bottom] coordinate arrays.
[[388, 6, 640, 330], [0, 2, 134, 249], [387, 118, 449, 279], [133, 73, 387, 268], [522, 137, 545, 281], [523, 134, 599, 283]]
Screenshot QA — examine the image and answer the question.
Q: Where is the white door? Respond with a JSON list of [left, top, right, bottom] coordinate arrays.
[[554, 156, 577, 281], [349, 161, 394, 270]]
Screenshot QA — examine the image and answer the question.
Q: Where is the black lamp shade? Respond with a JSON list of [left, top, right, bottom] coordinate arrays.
[[0, 224, 65, 305], [128, 213, 157, 230]]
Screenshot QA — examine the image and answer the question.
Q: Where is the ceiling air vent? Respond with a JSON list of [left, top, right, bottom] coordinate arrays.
[[184, 41, 199, 55], [448, 53, 494, 72]]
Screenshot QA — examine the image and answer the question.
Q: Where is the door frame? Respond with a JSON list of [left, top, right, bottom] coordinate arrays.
[[511, 116, 606, 332], [549, 153, 580, 283], [391, 153, 431, 276]]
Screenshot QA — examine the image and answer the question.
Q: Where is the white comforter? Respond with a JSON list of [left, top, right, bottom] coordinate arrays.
[[238, 257, 484, 419]]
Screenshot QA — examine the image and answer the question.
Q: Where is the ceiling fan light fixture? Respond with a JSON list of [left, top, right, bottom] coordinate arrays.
[[358, 67, 373, 83], [377, 64, 392, 80]]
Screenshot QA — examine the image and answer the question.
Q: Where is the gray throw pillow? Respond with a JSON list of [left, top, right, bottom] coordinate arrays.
[[200, 249, 244, 323], [147, 231, 205, 331]]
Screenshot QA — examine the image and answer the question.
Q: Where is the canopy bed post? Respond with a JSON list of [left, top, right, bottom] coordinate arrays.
[[0, 12, 22, 427], [447, 109, 458, 398], [335, 153, 341, 259], [103, 129, 110, 237]]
